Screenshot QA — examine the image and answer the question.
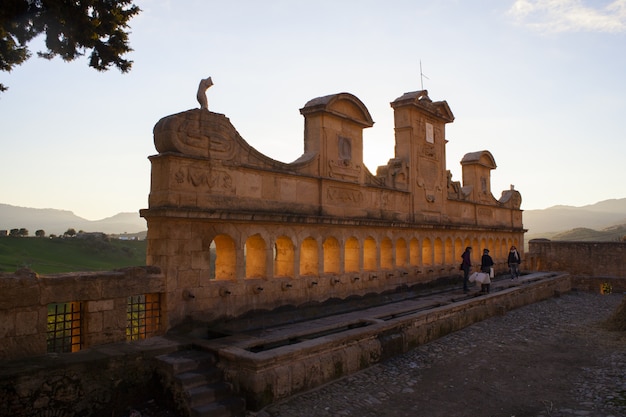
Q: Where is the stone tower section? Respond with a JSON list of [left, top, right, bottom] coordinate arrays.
[[390, 90, 455, 222], [461, 151, 497, 203], [299, 93, 374, 182]]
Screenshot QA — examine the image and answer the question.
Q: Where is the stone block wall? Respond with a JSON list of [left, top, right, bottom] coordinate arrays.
[[0, 267, 165, 361], [528, 240, 626, 280]]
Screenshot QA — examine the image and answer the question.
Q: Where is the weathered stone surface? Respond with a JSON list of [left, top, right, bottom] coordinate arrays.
[[0, 273, 40, 309], [0, 269, 165, 360], [529, 240, 626, 281], [142, 89, 526, 330]]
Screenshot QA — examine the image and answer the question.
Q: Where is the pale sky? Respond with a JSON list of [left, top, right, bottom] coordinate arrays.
[[1, 0, 625, 220]]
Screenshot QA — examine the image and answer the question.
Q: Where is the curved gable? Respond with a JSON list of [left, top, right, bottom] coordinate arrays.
[[461, 150, 497, 169], [300, 92, 374, 128]]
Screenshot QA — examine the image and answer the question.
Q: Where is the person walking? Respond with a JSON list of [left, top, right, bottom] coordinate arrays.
[[461, 246, 472, 293], [508, 245, 521, 279], [480, 249, 494, 293]]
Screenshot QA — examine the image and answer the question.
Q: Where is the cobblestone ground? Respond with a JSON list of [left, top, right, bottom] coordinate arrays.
[[250, 291, 626, 417]]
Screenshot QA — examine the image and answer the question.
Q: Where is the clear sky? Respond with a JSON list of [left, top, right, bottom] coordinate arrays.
[[1, 0, 625, 220]]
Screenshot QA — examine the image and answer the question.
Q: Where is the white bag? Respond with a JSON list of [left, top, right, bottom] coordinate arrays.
[[489, 267, 494, 278]]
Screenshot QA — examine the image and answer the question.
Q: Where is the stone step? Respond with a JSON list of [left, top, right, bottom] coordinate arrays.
[[156, 349, 217, 374], [156, 348, 246, 417], [186, 382, 232, 407], [191, 397, 247, 417], [178, 368, 222, 389]]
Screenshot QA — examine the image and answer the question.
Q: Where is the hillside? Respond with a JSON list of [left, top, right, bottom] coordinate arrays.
[[523, 198, 626, 239], [2, 198, 625, 241], [0, 204, 146, 236], [0, 236, 146, 274]]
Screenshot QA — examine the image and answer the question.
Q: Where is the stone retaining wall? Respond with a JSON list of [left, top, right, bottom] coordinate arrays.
[[528, 240, 626, 279], [0, 338, 181, 417]]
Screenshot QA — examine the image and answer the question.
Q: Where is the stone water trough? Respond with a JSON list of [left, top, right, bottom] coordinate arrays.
[[183, 272, 570, 410]]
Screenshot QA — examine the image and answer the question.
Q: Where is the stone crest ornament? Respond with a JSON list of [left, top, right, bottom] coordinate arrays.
[[197, 76, 213, 110]]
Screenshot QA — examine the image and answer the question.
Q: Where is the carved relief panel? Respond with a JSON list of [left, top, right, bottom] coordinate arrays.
[[328, 136, 361, 182]]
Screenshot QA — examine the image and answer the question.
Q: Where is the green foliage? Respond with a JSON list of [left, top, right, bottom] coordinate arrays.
[[8, 227, 28, 236], [0, 0, 140, 92], [0, 235, 146, 274]]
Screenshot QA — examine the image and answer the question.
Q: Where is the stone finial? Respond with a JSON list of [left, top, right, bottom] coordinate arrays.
[[197, 76, 213, 110]]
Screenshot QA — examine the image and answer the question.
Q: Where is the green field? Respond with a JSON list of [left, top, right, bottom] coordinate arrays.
[[0, 237, 147, 274]]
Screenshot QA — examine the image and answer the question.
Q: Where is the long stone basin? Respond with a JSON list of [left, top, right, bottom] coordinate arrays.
[[193, 272, 570, 410]]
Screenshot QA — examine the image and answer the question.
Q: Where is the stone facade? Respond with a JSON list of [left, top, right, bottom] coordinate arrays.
[[141, 88, 524, 329]]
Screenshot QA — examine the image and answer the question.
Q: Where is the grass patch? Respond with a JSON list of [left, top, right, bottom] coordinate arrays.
[[0, 236, 146, 274]]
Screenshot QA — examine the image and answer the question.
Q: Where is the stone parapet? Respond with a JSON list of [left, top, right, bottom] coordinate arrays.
[[0, 267, 165, 361], [528, 240, 626, 279]]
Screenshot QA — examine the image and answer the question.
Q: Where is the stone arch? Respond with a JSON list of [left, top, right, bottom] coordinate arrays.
[[363, 236, 377, 271], [444, 237, 453, 265], [381, 237, 393, 270], [274, 235, 295, 278], [396, 238, 408, 267], [472, 238, 480, 263], [323, 236, 341, 274], [454, 237, 464, 263], [487, 238, 495, 259], [434, 238, 444, 265], [493, 238, 499, 259], [300, 236, 319, 276], [344, 236, 360, 273], [245, 234, 267, 279], [500, 238, 508, 259], [422, 237, 433, 266], [409, 238, 420, 267], [211, 234, 236, 280], [480, 238, 488, 258]]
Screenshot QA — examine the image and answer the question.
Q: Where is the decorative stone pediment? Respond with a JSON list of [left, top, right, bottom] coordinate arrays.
[[461, 150, 497, 169], [390, 90, 454, 123], [300, 93, 374, 128]]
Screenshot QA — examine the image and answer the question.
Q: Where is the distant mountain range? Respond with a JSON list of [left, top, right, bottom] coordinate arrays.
[[1, 198, 625, 240], [0, 204, 146, 236], [524, 198, 626, 241]]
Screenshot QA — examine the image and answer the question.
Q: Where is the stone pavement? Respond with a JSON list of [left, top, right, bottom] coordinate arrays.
[[248, 291, 626, 417]]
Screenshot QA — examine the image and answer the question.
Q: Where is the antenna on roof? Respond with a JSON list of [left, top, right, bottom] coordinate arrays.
[[420, 60, 429, 90]]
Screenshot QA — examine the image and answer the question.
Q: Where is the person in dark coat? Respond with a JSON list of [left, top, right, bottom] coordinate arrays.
[[508, 245, 521, 279], [461, 246, 472, 293], [480, 248, 494, 293]]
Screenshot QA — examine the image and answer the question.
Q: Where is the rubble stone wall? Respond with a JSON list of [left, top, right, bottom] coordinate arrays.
[[0, 346, 166, 417]]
